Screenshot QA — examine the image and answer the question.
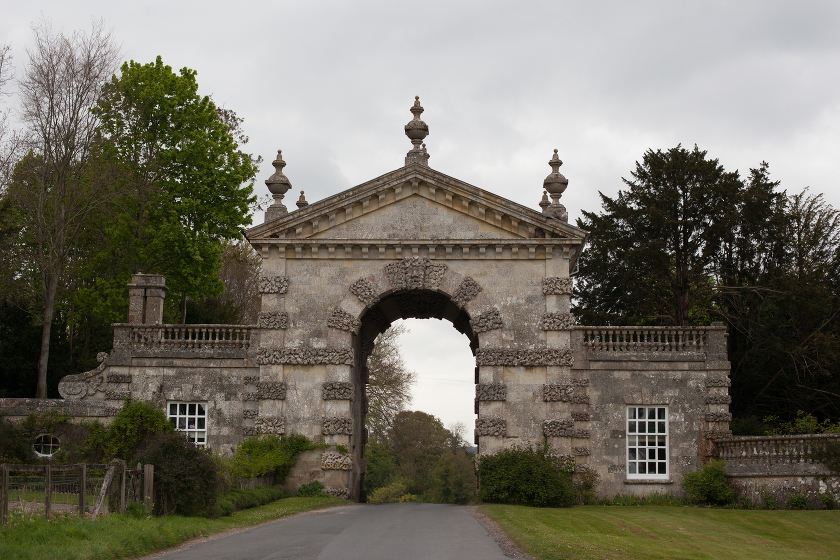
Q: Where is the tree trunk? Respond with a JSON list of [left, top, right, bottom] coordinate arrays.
[[36, 273, 58, 398], [180, 292, 187, 324]]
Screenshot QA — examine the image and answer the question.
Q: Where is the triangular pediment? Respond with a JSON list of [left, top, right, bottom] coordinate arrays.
[[246, 163, 588, 243]]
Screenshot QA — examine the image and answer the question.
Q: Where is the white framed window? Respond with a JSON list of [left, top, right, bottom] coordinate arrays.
[[167, 402, 207, 447], [33, 433, 60, 457], [626, 406, 668, 478]]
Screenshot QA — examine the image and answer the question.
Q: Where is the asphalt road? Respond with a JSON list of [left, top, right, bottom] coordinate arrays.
[[147, 503, 512, 560]]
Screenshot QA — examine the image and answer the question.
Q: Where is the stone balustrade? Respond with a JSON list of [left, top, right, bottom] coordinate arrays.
[[572, 325, 724, 354], [124, 324, 256, 350], [715, 434, 839, 476]]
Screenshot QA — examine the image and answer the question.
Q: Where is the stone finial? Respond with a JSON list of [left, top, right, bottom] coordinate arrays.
[[539, 190, 550, 213], [296, 190, 308, 209], [405, 96, 430, 166], [265, 150, 292, 222], [543, 149, 569, 222]]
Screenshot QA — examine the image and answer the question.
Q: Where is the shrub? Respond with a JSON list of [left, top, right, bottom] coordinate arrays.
[[368, 479, 413, 504], [97, 400, 173, 461], [0, 415, 32, 462], [430, 449, 477, 504], [819, 493, 836, 510], [759, 489, 777, 510], [477, 444, 575, 508], [232, 434, 315, 481], [573, 468, 601, 505], [134, 432, 218, 516], [680, 460, 734, 505], [296, 480, 324, 497], [364, 440, 397, 495], [786, 493, 808, 510]]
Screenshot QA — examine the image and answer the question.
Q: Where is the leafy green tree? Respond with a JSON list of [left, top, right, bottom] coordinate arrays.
[[387, 410, 453, 496], [431, 449, 476, 504], [89, 56, 258, 323], [364, 439, 397, 495], [366, 324, 417, 440]]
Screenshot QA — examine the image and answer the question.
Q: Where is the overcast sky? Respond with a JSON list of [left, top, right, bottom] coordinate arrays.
[[4, 1, 840, 432]]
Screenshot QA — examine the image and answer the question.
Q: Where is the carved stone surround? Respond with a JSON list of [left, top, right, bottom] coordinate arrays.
[[476, 348, 573, 367]]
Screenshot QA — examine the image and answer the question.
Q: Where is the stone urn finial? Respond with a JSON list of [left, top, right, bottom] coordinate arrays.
[[542, 149, 569, 222], [296, 190, 309, 208], [405, 96, 430, 166], [265, 150, 292, 222]]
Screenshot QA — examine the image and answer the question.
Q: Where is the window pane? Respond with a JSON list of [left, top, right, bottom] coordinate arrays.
[[628, 422, 636, 433], [198, 418, 205, 429], [178, 418, 186, 429], [658, 463, 667, 474], [189, 404, 196, 415], [169, 403, 177, 415], [637, 408, 645, 419], [649, 462, 657, 473], [647, 408, 655, 419], [658, 448, 667, 460], [627, 436, 636, 446], [658, 421, 665, 433], [658, 408, 665, 419], [179, 403, 187, 415], [658, 436, 666, 446], [648, 421, 655, 433], [629, 408, 636, 419], [629, 449, 636, 460], [639, 449, 646, 460], [628, 463, 636, 474], [198, 404, 205, 415], [639, 463, 646, 474]]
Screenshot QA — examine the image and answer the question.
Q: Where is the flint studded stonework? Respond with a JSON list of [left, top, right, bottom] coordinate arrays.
[[542, 277, 573, 295], [476, 348, 573, 367], [106, 374, 132, 384], [573, 447, 591, 456], [259, 275, 289, 294], [105, 390, 131, 400], [705, 376, 731, 387], [451, 277, 482, 307], [259, 311, 289, 329], [571, 412, 591, 421], [573, 429, 591, 439], [256, 346, 353, 365], [608, 464, 626, 474], [540, 312, 574, 330], [705, 394, 732, 405], [322, 382, 354, 400], [242, 410, 258, 419], [542, 384, 574, 402], [256, 382, 287, 400], [255, 416, 285, 435], [322, 417, 353, 435], [243, 427, 257, 437], [327, 307, 361, 333], [476, 383, 506, 401], [324, 487, 350, 500], [322, 452, 353, 471], [470, 309, 503, 333], [349, 279, 379, 306], [706, 412, 733, 422], [385, 257, 447, 291], [243, 376, 259, 384], [543, 419, 574, 437], [573, 378, 590, 387], [572, 395, 590, 404], [475, 418, 506, 436]]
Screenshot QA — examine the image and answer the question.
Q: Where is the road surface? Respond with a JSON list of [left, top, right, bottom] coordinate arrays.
[[146, 503, 515, 560]]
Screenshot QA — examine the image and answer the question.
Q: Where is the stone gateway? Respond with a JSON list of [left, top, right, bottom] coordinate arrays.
[[7, 98, 741, 502]]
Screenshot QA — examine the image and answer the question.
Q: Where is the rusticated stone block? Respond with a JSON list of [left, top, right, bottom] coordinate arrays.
[[106, 374, 132, 384], [573, 446, 591, 456], [327, 307, 361, 333], [324, 487, 350, 499], [256, 346, 353, 365], [571, 412, 591, 422], [540, 312, 574, 330], [255, 416, 285, 435], [243, 427, 258, 437], [705, 394, 732, 405], [322, 417, 353, 435], [323, 382, 354, 400], [542, 384, 573, 402], [572, 429, 591, 439], [243, 376, 259, 385], [243, 409, 258, 419], [572, 394, 590, 405], [259, 311, 289, 329], [543, 419, 574, 437], [470, 309, 503, 333], [259, 275, 289, 294], [705, 412, 733, 422], [477, 348, 572, 367], [256, 382, 287, 400], [705, 376, 731, 387], [243, 393, 258, 402], [349, 278, 379, 306], [322, 452, 353, 470], [608, 464, 626, 473], [542, 277, 573, 295], [476, 383, 506, 401], [572, 378, 589, 387], [475, 418, 506, 436], [452, 277, 482, 307], [105, 390, 131, 400]]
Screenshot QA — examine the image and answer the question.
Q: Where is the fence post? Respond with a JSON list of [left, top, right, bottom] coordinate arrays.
[[143, 464, 154, 512], [120, 461, 126, 513], [79, 464, 86, 516], [45, 464, 52, 521], [1, 465, 8, 526]]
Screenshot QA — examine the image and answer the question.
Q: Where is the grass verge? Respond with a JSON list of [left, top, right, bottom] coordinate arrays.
[[480, 504, 840, 560], [0, 495, 348, 560]]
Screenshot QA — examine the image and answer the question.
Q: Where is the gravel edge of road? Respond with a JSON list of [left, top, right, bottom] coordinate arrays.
[[467, 506, 537, 560]]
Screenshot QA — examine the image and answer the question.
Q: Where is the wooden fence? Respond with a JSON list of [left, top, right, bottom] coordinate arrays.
[[0, 462, 154, 525]]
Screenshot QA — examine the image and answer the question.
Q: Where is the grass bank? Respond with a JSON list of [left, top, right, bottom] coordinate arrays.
[[0, 495, 348, 560], [480, 505, 840, 560]]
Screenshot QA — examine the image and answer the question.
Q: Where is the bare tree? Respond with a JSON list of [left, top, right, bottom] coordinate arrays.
[[0, 42, 21, 192], [218, 239, 262, 324], [366, 323, 417, 441], [11, 20, 119, 397]]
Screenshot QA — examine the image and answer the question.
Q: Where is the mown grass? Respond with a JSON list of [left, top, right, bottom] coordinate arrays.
[[0, 495, 347, 560], [480, 505, 840, 560]]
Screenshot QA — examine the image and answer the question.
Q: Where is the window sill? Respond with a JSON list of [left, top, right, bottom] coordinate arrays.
[[624, 479, 673, 485]]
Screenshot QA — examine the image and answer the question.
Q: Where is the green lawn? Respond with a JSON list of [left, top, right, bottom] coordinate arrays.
[[480, 505, 840, 560], [0, 495, 348, 560]]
